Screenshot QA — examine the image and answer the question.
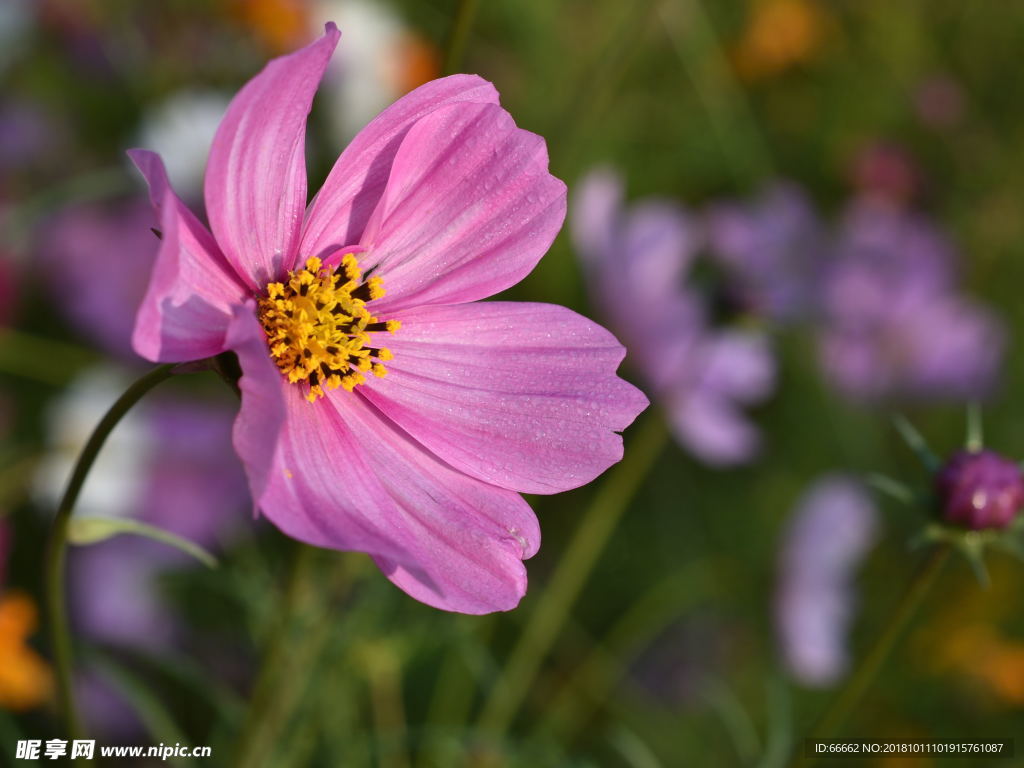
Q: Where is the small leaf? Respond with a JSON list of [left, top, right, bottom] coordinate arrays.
[[891, 414, 941, 472], [958, 533, 990, 588], [965, 402, 984, 453], [864, 473, 916, 506], [68, 516, 218, 569]]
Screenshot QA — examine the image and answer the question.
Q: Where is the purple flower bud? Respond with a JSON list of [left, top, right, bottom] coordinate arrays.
[[936, 450, 1024, 530]]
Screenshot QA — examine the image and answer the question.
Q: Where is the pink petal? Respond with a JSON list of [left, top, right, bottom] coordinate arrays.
[[204, 23, 340, 288], [300, 74, 499, 257], [356, 101, 567, 312], [259, 387, 538, 614], [361, 302, 649, 494], [226, 302, 286, 504], [128, 149, 247, 362]]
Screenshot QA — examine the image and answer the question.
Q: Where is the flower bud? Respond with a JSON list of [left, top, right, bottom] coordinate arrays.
[[936, 450, 1024, 530]]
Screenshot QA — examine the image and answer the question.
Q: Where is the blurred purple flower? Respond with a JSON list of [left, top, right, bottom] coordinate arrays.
[[36, 201, 158, 360], [58, 393, 248, 648], [77, 672, 145, 740], [573, 168, 775, 465], [777, 475, 877, 687], [67, 398, 247, 737], [31, 365, 248, 734], [936, 450, 1024, 531], [704, 181, 825, 322], [819, 199, 1004, 402], [0, 100, 63, 176]]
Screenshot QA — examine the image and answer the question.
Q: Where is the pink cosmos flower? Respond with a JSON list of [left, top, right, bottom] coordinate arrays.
[[127, 23, 647, 614]]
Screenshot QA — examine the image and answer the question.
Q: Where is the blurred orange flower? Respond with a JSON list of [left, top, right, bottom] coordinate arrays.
[[394, 32, 440, 96], [0, 591, 53, 711], [229, 0, 311, 53], [733, 0, 826, 81], [940, 624, 1024, 706]]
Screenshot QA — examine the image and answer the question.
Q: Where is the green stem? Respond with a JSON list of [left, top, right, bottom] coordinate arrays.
[[234, 544, 335, 768], [442, 0, 480, 75], [789, 544, 951, 768], [477, 412, 668, 738], [44, 363, 177, 740]]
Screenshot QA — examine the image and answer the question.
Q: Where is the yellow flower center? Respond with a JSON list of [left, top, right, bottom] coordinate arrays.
[[257, 255, 400, 403]]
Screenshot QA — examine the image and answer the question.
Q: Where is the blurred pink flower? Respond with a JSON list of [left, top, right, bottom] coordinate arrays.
[[128, 24, 647, 613], [849, 141, 920, 207], [572, 168, 774, 466]]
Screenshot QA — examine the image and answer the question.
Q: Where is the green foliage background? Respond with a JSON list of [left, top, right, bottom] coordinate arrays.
[[2, 1, 1023, 766]]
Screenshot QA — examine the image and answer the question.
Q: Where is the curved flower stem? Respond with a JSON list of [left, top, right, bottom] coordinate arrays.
[[442, 0, 479, 75], [44, 363, 178, 739], [789, 544, 952, 768], [477, 412, 669, 739]]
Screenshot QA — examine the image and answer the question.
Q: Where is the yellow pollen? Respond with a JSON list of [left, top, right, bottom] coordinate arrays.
[[257, 255, 399, 402]]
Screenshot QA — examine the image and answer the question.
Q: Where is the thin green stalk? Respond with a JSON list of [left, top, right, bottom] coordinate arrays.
[[233, 543, 318, 768], [477, 413, 669, 738], [661, 0, 776, 183], [965, 402, 983, 453], [532, 562, 717, 744], [789, 544, 951, 768], [234, 546, 354, 768], [442, 0, 480, 75], [45, 363, 177, 740], [365, 646, 410, 768]]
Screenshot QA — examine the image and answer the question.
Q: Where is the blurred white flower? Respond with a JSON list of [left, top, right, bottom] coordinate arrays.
[[34, 367, 151, 521], [311, 0, 439, 138], [136, 90, 230, 199]]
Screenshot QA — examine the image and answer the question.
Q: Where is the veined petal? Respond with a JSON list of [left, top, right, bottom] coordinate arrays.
[[205, 23, 340, 287], [259, 387, 538, 614], [357, 101, 566, 312], [128, 149, 246, 362], [361, 302, 649, 494], [227, 303, 286, 504], [301, 74, 499, 257]]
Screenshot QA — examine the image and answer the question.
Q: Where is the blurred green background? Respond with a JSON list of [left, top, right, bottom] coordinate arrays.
[[2, 1, 1023, 766]]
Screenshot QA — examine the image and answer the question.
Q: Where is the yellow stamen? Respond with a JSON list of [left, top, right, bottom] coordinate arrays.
[[257, 255, 399, 402]]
